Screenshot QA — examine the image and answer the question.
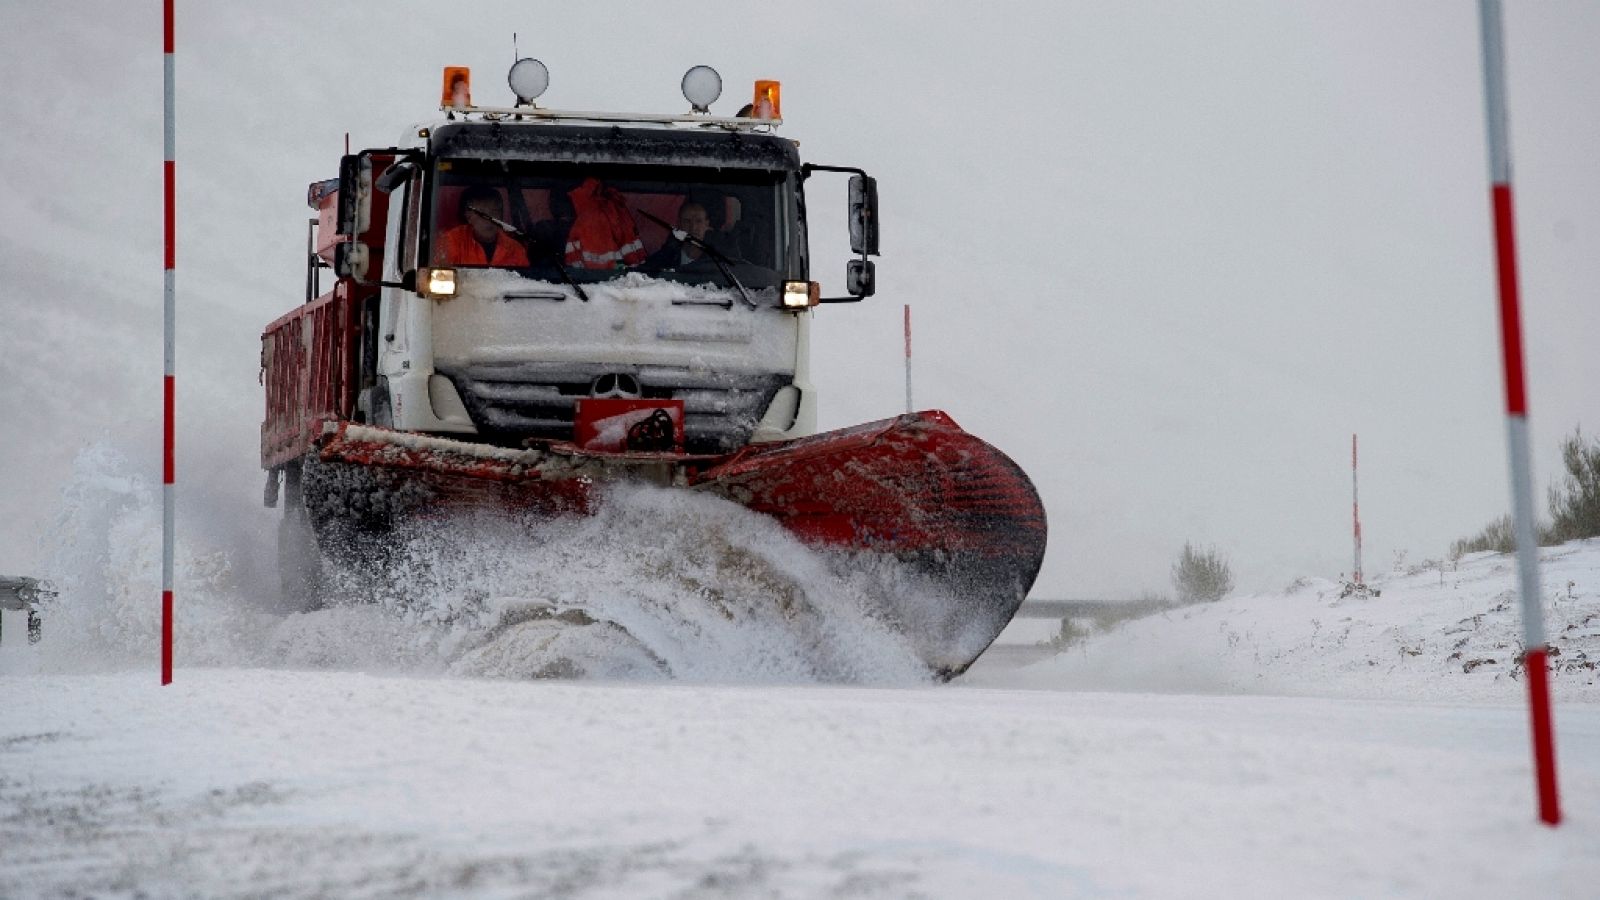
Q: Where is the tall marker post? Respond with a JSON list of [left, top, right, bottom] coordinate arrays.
[[162, 0, 176, 685], [903, 304, 913, 414], [1351, 434, 1363, 585], [1478, 0, 1559, 825]]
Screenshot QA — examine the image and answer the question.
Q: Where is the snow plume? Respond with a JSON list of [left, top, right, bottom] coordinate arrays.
[[2, 453, 938, 685], [348, 484, 937, 685], [0, 443, 267, 674]]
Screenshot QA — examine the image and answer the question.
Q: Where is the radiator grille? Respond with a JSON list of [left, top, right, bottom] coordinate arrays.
[[437, 363, 787, 453]]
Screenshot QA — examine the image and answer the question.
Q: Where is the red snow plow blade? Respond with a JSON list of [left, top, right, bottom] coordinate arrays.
[[311, 411, 1046, 674]]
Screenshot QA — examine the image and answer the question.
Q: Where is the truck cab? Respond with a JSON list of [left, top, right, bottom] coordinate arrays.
[[302, 64, 878, 458]]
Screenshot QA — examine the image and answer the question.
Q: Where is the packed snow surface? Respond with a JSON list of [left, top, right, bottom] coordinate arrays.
[[3, 454, 1599, 897], [4, 675, 1596, 898]]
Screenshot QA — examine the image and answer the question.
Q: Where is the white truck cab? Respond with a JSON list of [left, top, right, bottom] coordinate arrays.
[[328, 63, 879, 456]]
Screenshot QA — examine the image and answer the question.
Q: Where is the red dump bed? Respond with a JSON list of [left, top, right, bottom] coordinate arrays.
[[260, 285, 364, 469], [261, 157, 395, 469]]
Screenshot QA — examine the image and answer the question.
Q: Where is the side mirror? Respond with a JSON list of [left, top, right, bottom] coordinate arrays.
[[336, 153, 373, 236], [375, 160, 417, 194], [846, 259, 875, 298], [802, 164, 883, 303], [334, 240, 371, 283], [848, 174, 879, 256]]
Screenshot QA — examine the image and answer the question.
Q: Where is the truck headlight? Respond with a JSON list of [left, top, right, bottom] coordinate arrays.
[[782, 280, 818, 310], [420, 267, 457, 299]]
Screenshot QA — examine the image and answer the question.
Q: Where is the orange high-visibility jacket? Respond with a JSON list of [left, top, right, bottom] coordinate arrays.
[[437, 224, 530, 267], [564, 178, 646, 270]]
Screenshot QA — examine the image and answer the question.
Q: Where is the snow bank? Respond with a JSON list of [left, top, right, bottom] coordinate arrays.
[[993, 540, 1600, 703]]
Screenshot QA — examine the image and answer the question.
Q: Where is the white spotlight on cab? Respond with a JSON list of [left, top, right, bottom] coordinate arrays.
[[681, 65, 722, 113], [508, 58, 550, 105]]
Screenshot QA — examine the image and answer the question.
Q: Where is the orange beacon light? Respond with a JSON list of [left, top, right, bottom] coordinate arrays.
[[752, 80, 781, 119], [442, 67, 472, 108]]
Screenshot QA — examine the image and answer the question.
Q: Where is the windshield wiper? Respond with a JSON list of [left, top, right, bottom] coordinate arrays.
[[465, 207, 591, 303], [635, 210, 755, 309]]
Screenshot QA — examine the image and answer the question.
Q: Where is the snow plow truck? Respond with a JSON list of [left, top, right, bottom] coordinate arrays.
[[259, 62, 1046, 675]]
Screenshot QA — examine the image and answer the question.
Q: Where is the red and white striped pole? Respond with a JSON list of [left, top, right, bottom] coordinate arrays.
[[162, 0, 176, 686], [903, 303, 913, 414], [1351, 434, 1363, 585], [1478, 0, 1559, 825]]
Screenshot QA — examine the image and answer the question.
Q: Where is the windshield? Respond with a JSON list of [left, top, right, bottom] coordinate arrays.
[[427, 159, 793, 290]]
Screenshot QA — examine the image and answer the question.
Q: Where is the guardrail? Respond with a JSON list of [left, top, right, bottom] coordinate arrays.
[[1013, 599, 1120, 619]]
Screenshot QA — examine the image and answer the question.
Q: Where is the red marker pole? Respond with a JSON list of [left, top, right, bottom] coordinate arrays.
[[162, 0, 176, 685], [903, 304, 913, 414], [1351, 434, 1363, 585], [1478, 0, 1559, 825]]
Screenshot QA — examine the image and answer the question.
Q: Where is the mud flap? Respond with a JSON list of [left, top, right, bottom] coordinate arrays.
[[277, 462, 327, 613]]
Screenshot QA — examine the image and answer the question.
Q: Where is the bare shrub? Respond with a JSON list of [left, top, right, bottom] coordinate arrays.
[[1450, 514, 1515, 558], [1048, 617, 1087, 650], [1546, 427, 1600, 544], [1451, 427, 1599, 554], [1171, 542, 1234, 604]]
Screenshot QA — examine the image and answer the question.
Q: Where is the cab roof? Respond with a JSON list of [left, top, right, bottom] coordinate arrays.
[[425, 120, 801, 172]]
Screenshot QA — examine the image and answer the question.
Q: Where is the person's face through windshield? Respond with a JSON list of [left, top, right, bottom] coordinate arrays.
[[678, 202, 710, 242], [465, 197, 505, 245], [677, 202, 710, 260]]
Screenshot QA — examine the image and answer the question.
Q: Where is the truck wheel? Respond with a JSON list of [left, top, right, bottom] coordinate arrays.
[[276, 463, 326, 613]]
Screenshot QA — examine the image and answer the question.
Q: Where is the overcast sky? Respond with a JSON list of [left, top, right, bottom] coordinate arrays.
[[1, 1, 1596, 599]]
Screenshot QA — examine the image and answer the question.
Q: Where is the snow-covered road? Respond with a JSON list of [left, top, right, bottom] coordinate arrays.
[[5, 467, 1598, 896], [3, 671, 1597, 898]]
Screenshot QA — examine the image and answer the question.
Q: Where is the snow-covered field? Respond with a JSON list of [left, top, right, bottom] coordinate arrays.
[[986, 542, 1600, 704], [4, 485, 1599, 897]]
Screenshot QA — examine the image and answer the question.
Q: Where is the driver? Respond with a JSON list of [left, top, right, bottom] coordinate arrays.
[[437, 185, 530, 267], [644, 200, 727, 271]]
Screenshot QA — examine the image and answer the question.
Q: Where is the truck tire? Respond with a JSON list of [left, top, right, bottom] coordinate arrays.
[[276, 462, 326, 613]]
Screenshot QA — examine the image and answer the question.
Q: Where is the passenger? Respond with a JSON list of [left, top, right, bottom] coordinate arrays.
[[643, 199, 748, 273], [437, 186, 531, 267], [645, 201, 714, 270], [564, 178, 647, 271]]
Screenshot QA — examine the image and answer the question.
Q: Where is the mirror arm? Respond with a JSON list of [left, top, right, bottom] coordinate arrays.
[[378, 272, 417, 292], [800, 163, 869, 180]]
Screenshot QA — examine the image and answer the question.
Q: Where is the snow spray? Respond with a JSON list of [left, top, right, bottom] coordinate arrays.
[[354, 485, 941, 685], [3, 447, 940, 686]]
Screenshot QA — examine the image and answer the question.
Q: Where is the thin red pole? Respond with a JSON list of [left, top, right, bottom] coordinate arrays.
[[1351, 434, 1363, 585], [1478, 0, 1558, 825], [903, 304, 913, 414], [162, 0, 176, 685]]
